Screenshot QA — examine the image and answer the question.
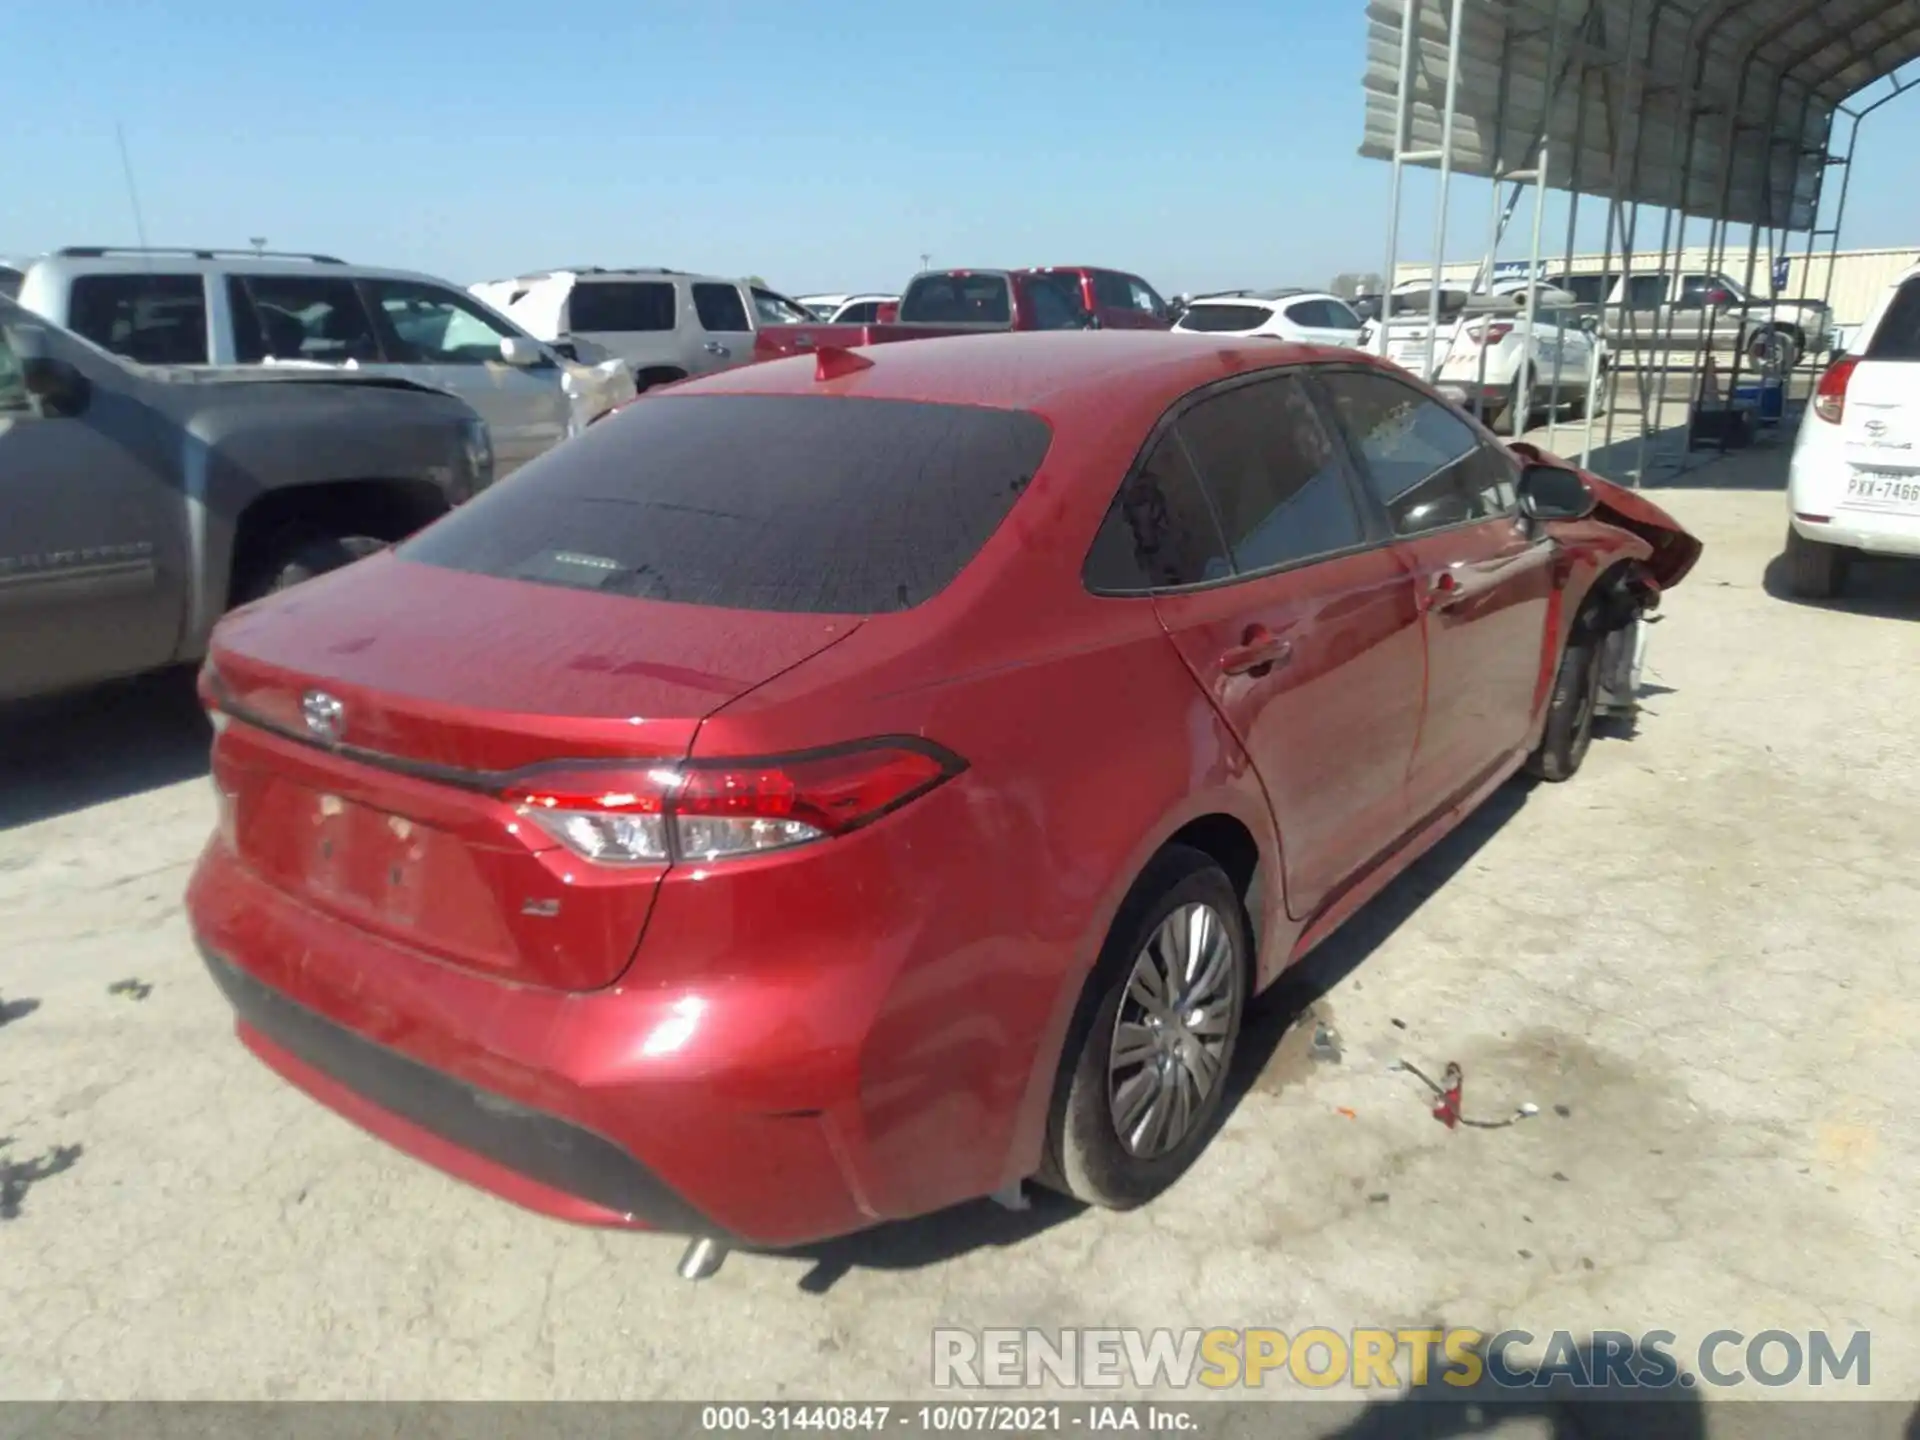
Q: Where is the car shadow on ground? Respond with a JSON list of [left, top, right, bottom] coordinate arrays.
[[770, 775, 1552, 1293], [1763, 549, 1920, 621], [1306, 1337, 1708, 1440], [0, 666, 211, 832]]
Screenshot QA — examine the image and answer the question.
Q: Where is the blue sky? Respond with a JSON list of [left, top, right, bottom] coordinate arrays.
[[8, 0, 1918, 298]]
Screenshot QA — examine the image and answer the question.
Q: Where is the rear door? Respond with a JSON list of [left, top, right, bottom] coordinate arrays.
[[1318, 369, 1554, 825], [355, 276, 570, 475], [563, 278, 680, 377], [689, 282, 754, 373], [1137, 373, 1425, 922], [1837, 275, 1920, 508]]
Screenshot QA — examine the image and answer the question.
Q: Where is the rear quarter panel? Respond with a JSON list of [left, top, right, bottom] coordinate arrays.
[[679, 409, 1288, 1213]]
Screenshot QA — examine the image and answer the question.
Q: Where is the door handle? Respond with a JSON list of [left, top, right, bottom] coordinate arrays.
[[1220, 626, 1293, 678], [1422, 570, 1468, 612], [704, 341, 731, 356]]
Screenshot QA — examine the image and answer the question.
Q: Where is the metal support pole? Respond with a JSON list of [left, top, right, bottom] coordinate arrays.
[[1378, 0, 1421, 357], [1423, 0, 1469, 381]]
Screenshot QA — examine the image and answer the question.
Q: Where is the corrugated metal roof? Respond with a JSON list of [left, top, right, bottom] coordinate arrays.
[[1360, 0, 1920, 228]]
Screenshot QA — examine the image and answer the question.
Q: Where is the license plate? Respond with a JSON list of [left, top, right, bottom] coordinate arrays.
[[1842, 471, 1920, 513]]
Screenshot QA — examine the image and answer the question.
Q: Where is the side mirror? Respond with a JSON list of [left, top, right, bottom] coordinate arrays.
[[1517, 463, 1597, 522], [22, 355, 91, 417], [500, 336, 546, 367]]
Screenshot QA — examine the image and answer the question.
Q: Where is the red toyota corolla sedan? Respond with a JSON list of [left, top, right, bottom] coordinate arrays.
[[186, 330, 1699, 1274]]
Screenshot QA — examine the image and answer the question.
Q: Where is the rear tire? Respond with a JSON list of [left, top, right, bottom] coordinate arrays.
[[1524, 626, 1601, 783], [236, 533, 386, 606], [1038, 846, 1250, 1210], [1784, 526, 1849, 599]]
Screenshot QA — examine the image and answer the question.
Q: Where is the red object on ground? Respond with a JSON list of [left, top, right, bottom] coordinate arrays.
[[1432, 1062, 1465, 1129]]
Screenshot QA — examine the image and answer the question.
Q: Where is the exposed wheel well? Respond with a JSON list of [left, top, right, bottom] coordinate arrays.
[[228, 479, 449, 603], [1162, 814, 1260, 912]]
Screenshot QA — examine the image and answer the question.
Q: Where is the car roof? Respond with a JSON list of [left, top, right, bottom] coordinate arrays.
[[666, 330, 1384, 418], [26, 249, 478, 292]]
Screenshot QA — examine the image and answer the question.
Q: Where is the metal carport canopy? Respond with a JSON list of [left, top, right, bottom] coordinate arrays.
[[1360, 0, 1920, 227]]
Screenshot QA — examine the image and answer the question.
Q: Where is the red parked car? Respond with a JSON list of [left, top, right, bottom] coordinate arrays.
[[187, 331, 1698, 1277], [1025, 266, 1174, 329]]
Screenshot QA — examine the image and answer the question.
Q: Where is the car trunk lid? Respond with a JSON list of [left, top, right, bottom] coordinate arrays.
[[206, 552, 860, 990]]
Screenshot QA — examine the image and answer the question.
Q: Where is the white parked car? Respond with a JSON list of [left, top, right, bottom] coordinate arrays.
[[1364, 287, 1602, 434], [1784, 262, 1920, 597], [1170, 289, 1366, 346]]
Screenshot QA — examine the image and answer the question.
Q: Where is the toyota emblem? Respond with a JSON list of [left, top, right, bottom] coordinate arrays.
[[1865, 419, 1888, 438], [301, 690, 346, 743]]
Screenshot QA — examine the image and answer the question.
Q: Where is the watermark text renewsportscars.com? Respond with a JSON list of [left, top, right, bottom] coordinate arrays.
[[931, 1328, 1871, 1391]]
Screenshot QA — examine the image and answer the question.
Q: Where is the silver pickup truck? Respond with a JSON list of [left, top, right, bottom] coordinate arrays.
[[1, 296, 493, 702]]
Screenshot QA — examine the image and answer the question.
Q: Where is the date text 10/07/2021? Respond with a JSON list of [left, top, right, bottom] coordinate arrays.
[[700, 1406, 1201, 1433]]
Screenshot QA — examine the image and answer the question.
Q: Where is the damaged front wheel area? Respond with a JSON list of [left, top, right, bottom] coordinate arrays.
[[1525, 564, 1661, 783]]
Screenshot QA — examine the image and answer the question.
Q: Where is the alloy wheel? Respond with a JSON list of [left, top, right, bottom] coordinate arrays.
[[1107, 902, 1237, 1158]]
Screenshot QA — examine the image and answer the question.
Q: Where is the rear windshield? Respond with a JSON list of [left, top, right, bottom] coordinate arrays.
[[400, 395, 1054, 614], [567, 281, 676, 333], [1177, 303, 1273, 332], [1864, 279, 1920, 361], [899, 273, 1011, 325]]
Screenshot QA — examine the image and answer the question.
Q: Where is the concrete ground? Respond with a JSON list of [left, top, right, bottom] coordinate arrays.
[[3, 440, 1918, 1426]]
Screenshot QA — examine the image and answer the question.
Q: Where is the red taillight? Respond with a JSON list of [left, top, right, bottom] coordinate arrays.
[[1813, 357, 1857, 424], [500, 740, 964, 866], [1466, 322, 1514, 346]]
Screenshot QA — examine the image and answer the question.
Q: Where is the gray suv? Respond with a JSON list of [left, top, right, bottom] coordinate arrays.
[[0, 295, 491, 702], [469, 268, 815, 391], [17, 247, 577, 476]]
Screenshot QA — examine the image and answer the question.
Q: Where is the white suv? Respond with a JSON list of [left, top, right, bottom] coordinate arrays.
[[16, 246, 631, 477], [472, 268, 815, 391], [1784, 263, 1920, 597], [1171, 289, 1366, 346]]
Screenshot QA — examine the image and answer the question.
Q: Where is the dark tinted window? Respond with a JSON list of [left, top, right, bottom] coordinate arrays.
[[1289, 299, 1362, 331], [1091, 271, 1131, 309], [1624, 274, 1670, 307], [751, 288, 813, 325], [67, 273, 208, 365], [899, 273, 1011, 324], [1026, 275, 1089, 330], [1126, 276, 1167, 316], [1864, 278, 1920, 361], [0, 266, 21, 300], [0, 318, 29, 414], [401, 395, 1053, 614], [1177, 377, 1365, 572], [1321, 371, 1517, 535], [568, 281, 676, 333], [836, 301, 882, 324], [1177, 303, 1271, 333], [228, 275, 381, 363], [1083, 432, 1231, 592], [693, 282, 751, 332]]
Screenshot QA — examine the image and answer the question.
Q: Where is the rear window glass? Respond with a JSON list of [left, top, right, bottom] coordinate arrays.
[[568, 281, 676, 333], [899, 274, 1011, 325], [1177, 304, 1272, 333], [67, 273, 208, 365], [400, 395, 1054, 614], [1864, 279, 1920, 361]]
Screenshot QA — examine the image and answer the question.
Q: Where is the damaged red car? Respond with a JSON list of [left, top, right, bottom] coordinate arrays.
[[186, 330, 1699, 1276]]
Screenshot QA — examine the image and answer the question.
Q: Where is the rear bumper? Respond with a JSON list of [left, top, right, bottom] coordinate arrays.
[[1791, 510, 1920, 557], [1788, 443, 1920, 557], [201, 945, 719, 1233]]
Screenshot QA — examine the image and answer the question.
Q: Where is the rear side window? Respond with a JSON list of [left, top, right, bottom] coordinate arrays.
[[568, 281, 676, 333], [899, 274, 1010, 324], [229, 275, 381, 363], [0, 266, 22, 300], [1083, 432, 1232, 592], [1026, 275, 1090, 330], [1320, 371, 1516, 535], [836, 301, 883, 324], [67, 273, 208, 365], [1864, 279, 1920, 361], [693, 282, 751, 332], [1175, 376, 1365, 572], [400, 395, 1053, 614], [1176, 303, 1271, 333]]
